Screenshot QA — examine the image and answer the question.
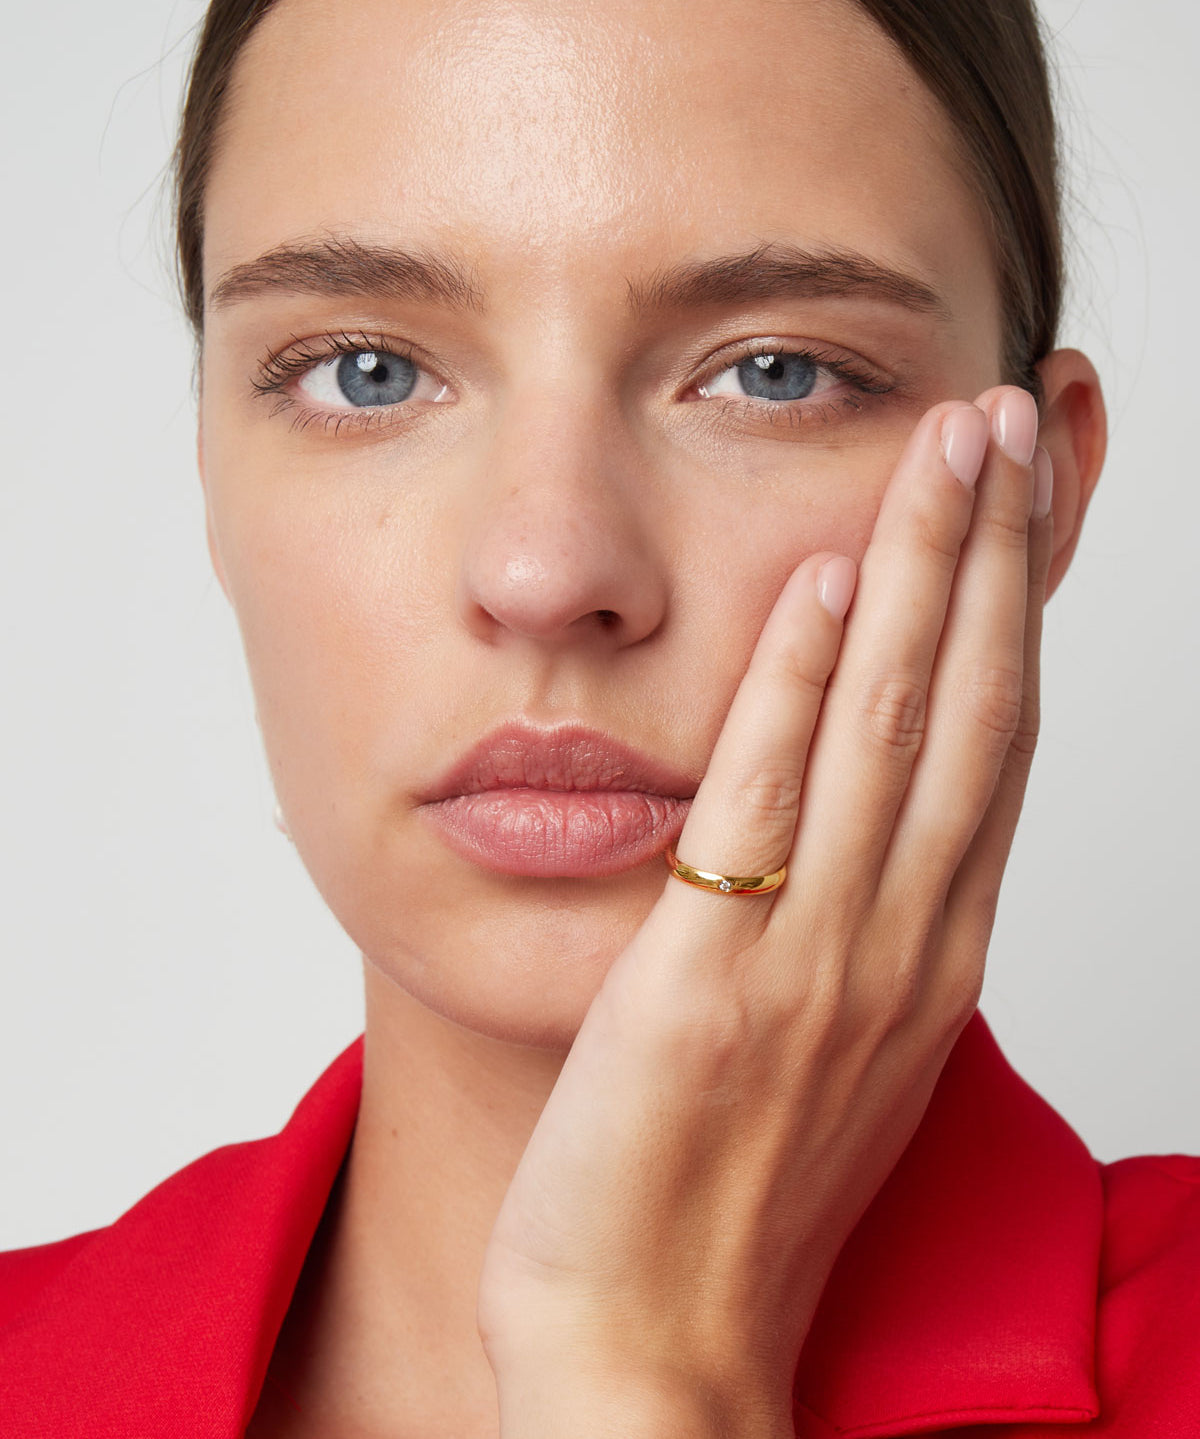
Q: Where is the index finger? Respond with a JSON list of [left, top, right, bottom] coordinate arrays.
[[663, 546, 855, 912]]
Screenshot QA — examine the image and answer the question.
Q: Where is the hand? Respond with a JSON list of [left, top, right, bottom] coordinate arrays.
[[477, 387, 1053, 1439]]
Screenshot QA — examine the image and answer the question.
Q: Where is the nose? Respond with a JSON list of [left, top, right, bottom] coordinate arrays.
[[456, 396, 668, 648]]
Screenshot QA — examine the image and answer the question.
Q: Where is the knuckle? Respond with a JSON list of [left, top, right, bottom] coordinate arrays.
[[875, 954, 927, 1028], [648, 953, 790, 1072], [803, 951, 854, 1023], [1009, 688, 1041, 759], [952, 888, 1002, 966], [956, 967, 986, 1023], [861, 673, 928, 754], [992, 715, 1040, 802], [941, 952, 987, 1033], [738, 765, 805, 824], [976, 503, 1031, 551], [961, 664, 1024, 740], [769, 646, 833, 705], [675, 983, 759, 1065], [906, 504, 965, 567]]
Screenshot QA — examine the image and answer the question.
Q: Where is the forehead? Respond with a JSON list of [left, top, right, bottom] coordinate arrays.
[[204, 0, 995, 333]]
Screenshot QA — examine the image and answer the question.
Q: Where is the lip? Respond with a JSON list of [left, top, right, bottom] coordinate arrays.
[[418, 721, 698, 878]]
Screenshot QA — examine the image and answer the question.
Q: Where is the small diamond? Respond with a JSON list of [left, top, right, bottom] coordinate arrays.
[[718, 879, 733, 892]]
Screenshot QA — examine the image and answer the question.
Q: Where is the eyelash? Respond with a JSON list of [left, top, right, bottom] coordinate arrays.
[[251, 331, 895, 436], [694, 340, 894, 425], [252, 331, 423, 435]]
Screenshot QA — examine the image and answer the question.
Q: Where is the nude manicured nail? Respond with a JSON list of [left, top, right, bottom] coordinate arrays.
[[817, 556, 857, 620], [940, 406, 989, 489], [1032, 446, 1054, 519], [993, 388, 1039, 467]]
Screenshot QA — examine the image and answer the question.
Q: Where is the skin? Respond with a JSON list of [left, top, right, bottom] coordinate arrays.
[[196, 0, 1107, 1434]]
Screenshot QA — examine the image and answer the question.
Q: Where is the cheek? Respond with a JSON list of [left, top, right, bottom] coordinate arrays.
[[667, 388, 931, 583], [694, 437, 901, 610], [204, 444, 447, 810], [647, 434, 900, 780]]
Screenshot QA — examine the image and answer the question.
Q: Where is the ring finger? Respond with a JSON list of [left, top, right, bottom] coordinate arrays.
[[780, 398, 989, 905]]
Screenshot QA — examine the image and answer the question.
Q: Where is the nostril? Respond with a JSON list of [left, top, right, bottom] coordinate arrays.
[[596, 609, 620, 629]]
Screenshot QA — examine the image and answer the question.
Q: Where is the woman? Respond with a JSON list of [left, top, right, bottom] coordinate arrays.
[[1, 0, 1196, 1435]]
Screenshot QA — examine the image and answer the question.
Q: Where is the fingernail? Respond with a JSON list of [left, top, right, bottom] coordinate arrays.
[[817, 556, 857, 620], [1032, 446, 1054, 519], [993, 388, 1039, 467], [940, 406, 989, 489]]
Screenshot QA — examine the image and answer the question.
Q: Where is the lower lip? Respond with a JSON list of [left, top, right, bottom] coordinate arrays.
[[421, 789, 692, 878]]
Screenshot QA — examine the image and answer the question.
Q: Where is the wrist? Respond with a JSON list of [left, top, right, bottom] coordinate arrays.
[[489, 1347, 793, 1439]]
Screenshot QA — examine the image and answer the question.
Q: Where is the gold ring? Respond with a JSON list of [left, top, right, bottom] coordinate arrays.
[[665, 848, 787, 896]]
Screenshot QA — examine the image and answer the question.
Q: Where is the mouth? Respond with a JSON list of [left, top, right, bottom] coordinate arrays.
[[418, 721, 698, 878]]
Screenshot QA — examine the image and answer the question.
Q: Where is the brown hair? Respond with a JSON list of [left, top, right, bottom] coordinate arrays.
[[173, 0, 1061, 390]]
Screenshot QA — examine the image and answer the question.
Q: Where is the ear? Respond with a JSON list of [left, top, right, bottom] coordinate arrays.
[[196, 418, 231, 601], [1034, 348, 1107, 600]]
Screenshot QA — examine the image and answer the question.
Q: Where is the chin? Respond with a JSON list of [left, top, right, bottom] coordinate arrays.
[[327, 846, 668, 1050], [292, 802, 672, 1047]]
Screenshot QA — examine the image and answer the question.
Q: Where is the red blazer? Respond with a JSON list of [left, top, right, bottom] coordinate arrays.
[[2, 1013, 1197, 1437]]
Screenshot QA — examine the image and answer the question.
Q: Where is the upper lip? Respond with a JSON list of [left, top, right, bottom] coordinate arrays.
[[421, 721, 700, 803]]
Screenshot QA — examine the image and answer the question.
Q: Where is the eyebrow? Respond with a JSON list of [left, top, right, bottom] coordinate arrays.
[[209, 235, 947, 321], [209, 236, 483, 313], [627, 242, 948, 318]]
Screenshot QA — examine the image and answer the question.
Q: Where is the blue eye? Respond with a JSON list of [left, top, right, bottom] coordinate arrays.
[[337, 350, 417, 405], [738, 352, 818, 401], [700, 350, 827, 403], [296, 347, 447, 409]]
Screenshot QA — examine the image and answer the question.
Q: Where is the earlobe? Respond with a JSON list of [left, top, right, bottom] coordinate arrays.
[[196, 421, 231, 600], [1033, 348, 1108, 599]]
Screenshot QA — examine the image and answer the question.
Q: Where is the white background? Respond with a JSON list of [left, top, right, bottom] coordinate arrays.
[[1, 0, 1196, 1249]]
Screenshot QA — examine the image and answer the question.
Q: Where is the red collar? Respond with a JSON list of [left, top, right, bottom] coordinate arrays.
[[0, 1013, 1102, 1438], [791, 1014, 1101, 1435]]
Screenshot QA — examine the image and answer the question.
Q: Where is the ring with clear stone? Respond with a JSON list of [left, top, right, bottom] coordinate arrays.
[[664, 848, 787, 896]]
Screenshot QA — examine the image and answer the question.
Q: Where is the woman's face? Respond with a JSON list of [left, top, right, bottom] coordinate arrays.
[[201, 0, 1004, 1046]]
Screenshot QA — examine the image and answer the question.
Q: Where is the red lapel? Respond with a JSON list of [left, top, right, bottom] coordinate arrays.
[[0, 1038, 361, 1437], [0, 1014, 1101, 1437], [792, 1015, 1101, 1435]]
